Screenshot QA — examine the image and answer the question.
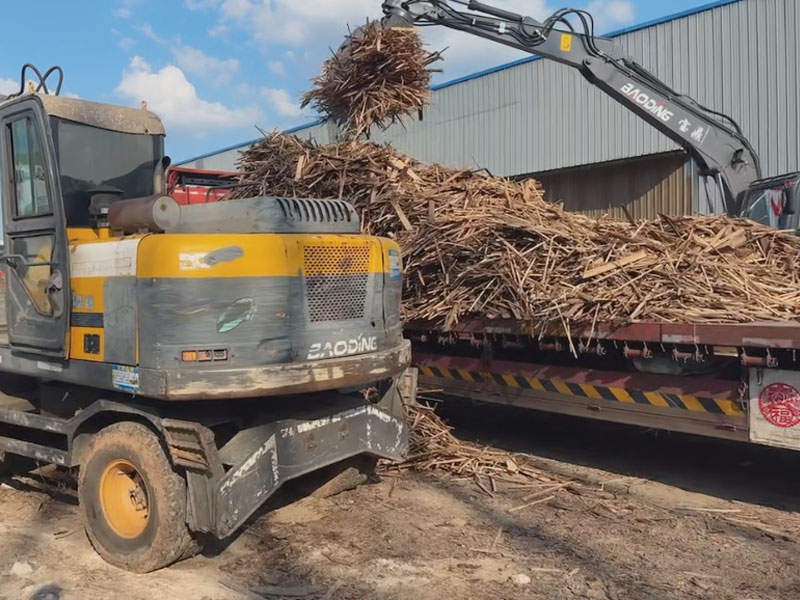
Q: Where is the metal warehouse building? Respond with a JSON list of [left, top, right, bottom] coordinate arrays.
[[180, 0, 800, 220]]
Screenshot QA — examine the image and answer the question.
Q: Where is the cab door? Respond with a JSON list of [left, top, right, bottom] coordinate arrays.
[[0, 97, 69, 356]]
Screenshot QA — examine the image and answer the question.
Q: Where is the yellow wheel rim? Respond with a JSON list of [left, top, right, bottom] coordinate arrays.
[[99, 459, 150, 539]]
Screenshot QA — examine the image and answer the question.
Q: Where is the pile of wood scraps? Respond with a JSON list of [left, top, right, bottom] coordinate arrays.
[[301, 20, 443, 137], [228, 132, 800, 336], [389, 402, 568, 493]]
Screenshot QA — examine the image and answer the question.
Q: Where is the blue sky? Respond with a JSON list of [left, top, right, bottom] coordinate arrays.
[[0, 0, 719, 162]]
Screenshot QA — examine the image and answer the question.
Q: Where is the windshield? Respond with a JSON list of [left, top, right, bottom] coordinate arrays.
[[742, 187, 785, 228], [51, 118, 162, 226]]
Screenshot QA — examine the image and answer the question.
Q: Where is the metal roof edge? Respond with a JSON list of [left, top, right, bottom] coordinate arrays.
[[431, 0, 742, 91], [175, 118, 326, 165]]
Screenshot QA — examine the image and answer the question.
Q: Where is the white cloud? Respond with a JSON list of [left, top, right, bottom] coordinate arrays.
[[115, 56, 262, 135], [172, 45, 240, 85], [268, 60, 285, 76], [139, 23, 166, 44], [261, 88, 302, 117], [201, 0, 636, 86], [0, 77, 19, 95], [185, 0, 221, 9], [118, 36, 136, 50], [208, 22, 229, 38], [114, 0, 144, 19], [210, 0, 553, 81], [586, 0, 635, 31], [219, 0, 379, 46]]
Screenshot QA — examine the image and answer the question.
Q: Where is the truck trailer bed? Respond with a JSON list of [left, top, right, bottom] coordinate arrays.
[[407, 318, 800, 452]]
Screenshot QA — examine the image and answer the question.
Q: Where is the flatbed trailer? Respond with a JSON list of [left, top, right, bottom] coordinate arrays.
[[407, 319, 800, 452]]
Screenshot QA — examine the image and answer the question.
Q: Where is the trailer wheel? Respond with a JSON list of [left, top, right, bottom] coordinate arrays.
[[78, 422, 194, 573]]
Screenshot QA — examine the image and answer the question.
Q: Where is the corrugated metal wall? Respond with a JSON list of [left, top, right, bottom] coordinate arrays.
[[535, 152, 694, 220]]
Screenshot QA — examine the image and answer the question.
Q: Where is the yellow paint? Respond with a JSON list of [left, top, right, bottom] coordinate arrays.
[[715, 398, 743, 416], [67, 227, 118, 243], [71, 277, 106, 312], [414, 367, 742, 417], [137, 233, 390, 279], [680, 395, 705, 412], [419, 365, 434, 377], [70, 326, 104, 361], [579, 384, 603, 400], [552, 379, 573, 396], [100, 459, 150, 539], [526, 377, 546, 392], [457, 369, 474, 382], [644, 391, 670, 408], [560, 33, 573, 52], [69, 276, 107, 362], [610, 388, 636, 403]]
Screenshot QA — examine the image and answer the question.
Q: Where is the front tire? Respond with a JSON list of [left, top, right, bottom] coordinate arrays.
[[78, 422, 194, 572]]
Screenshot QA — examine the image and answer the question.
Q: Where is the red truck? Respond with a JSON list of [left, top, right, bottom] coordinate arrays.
[[166, 165, 236, 205]]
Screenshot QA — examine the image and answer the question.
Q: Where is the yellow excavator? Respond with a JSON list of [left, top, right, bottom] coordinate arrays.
[[0, 65, 410, 572]]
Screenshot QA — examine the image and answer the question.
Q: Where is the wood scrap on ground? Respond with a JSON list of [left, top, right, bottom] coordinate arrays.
[[301, 20, 443, 137], [228, 132, 800, 336], [386, 402, 568, 490]]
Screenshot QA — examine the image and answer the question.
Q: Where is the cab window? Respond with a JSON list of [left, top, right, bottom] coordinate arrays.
[[8, 117, 51, 218]]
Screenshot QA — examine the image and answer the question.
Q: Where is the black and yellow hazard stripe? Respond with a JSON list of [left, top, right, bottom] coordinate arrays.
[[417, 364, 743, 416]]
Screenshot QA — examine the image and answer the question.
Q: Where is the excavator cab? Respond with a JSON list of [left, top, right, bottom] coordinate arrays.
[[740, 173, 800, 230], [0, 91, 164, 357]]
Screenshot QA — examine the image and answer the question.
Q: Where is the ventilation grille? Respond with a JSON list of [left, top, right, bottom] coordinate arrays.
[[277, 198, 356, 223], [303, 245, 370, 276], [304, 245, 370, 322]]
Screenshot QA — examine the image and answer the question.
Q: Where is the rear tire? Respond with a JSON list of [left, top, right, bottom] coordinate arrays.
[[78, 422, 194, 572]]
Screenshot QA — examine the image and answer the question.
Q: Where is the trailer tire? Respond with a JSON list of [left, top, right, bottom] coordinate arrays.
[[78, 422, 194, 573]]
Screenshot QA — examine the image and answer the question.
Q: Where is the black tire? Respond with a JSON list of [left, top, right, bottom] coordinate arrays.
[[77, 422, 194, 573]]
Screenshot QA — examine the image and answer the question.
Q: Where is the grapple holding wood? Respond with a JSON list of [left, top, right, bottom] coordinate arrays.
[[301, 20, 443, 137]]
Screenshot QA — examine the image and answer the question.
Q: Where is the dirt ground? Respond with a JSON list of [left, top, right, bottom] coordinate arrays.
[[2, 403, 800, 600]]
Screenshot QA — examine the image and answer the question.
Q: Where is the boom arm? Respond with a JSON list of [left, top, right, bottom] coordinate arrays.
[[382, 0, 762, 215]]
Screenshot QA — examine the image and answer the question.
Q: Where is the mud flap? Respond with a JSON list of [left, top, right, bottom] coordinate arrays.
[[212, 385, 408, 538]]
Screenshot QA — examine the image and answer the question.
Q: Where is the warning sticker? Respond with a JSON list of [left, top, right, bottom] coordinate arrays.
[[758, 382, 800, 429], [112, 365, 140, 394]]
